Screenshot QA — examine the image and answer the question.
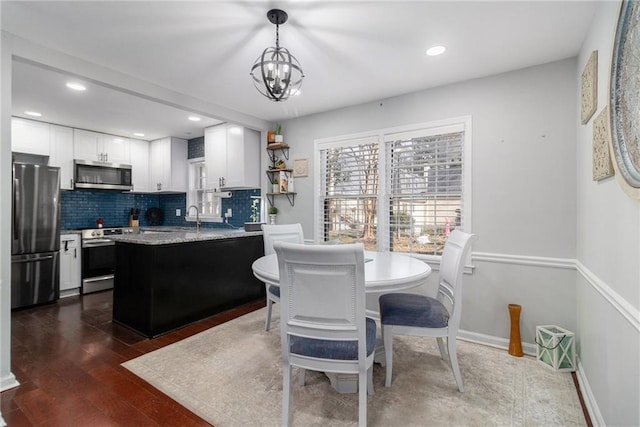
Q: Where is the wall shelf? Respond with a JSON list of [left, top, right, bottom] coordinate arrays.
[[266, 192, 296, 207], [266, 143, 289, 162], [266, 143, 295, 207]]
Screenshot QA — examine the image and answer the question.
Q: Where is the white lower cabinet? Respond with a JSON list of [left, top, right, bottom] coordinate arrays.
[[60, 234, 81, 296]]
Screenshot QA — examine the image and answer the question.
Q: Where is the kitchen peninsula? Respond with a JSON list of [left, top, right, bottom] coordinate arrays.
[[109, 228, 265, 338]]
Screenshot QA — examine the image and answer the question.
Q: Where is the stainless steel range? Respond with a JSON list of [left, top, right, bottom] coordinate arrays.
[[81, 227, 135, 294]]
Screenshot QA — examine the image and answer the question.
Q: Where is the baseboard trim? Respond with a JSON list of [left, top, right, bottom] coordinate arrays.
[[576, 359, 605, 426], [457, 329, 537, 357], [0, 373, 19, 392]]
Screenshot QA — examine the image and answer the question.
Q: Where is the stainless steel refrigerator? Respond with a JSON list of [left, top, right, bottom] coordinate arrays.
[[11, 163, 61, 309]]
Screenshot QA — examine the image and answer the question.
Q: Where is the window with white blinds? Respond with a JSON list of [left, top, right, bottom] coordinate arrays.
[[386, 130, 464, 255], [316, 117, 471, 256], [319, 138, 380, 249]]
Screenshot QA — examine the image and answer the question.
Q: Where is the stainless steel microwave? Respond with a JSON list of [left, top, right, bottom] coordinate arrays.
[[74, 160, 133, 191]]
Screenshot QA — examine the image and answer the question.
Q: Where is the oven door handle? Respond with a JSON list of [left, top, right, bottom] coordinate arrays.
[[83, 274, 114, 283], [82, 240, 115, 247]]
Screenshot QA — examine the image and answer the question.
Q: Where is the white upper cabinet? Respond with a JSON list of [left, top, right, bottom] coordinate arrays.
[[11, 117, 50, 156], [204, 124, 260, 189], [129, 138, 150, 192], [100, 134, 131, 164], [149, 137, 187, 192], [73, 129, 130, 164], [49, 125, 74, 190]]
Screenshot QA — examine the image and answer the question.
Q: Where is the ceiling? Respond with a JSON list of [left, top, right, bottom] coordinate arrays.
[[2, 1, 598, 140]]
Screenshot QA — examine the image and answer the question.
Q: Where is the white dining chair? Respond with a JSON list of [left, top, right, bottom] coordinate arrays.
[[260, 223, 304, 331], [379, 229, 477, 392], [274, 241, 375, 427]]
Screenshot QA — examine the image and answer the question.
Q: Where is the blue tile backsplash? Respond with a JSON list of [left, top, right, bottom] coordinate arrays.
[[61, 189, 262, 230], [188, 136, 204, 159]]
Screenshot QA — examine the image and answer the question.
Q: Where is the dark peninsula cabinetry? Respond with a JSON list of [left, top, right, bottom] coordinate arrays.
[[112, 233, 264, 338]]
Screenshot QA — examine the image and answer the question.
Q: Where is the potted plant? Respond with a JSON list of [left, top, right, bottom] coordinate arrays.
[[244, 198, 263, 231], [268, 206, 278, 225], [274, 123, 283, 143], [271, 177, 279, 193]]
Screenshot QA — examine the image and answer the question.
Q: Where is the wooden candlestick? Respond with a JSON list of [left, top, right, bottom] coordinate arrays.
[[508, 304, 524, 357]]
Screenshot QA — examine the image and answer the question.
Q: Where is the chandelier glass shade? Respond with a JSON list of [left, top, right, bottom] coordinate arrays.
[[250, 9, 304, 102]]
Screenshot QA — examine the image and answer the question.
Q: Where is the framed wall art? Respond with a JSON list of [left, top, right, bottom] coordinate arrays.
[[610, 0, 640, 192], [581, 50, 598, 125], [592, 105, 614, 181], [293, 158, 308, 177]]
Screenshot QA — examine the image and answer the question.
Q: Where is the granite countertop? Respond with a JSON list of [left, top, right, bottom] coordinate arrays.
[[107, 227, 263, 245]]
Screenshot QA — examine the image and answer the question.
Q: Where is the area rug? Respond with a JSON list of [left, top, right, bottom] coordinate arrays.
[[122, 308, 586, 426]]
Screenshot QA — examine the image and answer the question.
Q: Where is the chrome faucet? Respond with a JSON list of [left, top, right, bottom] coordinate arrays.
[[187, 205, 201, 232]]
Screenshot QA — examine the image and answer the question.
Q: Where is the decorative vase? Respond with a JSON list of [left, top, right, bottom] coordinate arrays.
[[269, 214, 277, 225], [274, 134, 283, 143], [508, 304, 524, 357], [272, 183, 279, 193]]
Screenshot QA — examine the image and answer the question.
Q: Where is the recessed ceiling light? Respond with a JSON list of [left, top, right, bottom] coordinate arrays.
[[188, 116, 201, 122], [426, 45, 446, 56], [133, 132, 145, 137], [66, 82, 87, 91], [24, 111, 42, 117]]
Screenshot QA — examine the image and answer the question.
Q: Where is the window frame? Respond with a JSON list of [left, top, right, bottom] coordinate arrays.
[[187, 157, 224, 223], [314, 116, 472, 262]]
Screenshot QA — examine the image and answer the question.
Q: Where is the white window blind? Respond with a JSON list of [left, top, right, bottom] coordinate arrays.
[[319, 140, 379, 250], [316, 117, 470, 257], [386, 131, 464, 255]]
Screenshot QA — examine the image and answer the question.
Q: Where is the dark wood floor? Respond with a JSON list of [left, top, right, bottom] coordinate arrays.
[[1, 291, 264, 426]]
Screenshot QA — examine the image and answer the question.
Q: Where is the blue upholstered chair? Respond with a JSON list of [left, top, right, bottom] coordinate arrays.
[[261, 223, 304, 331], [379, 230, 477, 392], [273, 241, 375, 427]]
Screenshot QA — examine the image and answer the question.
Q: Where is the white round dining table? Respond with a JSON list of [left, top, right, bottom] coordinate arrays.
[[252, 249, 431, 393], [252, 250, 432, 294]]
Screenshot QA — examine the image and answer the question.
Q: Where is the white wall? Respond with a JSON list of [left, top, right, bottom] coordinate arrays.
[[1, 31, 19, 396], [277, 59, 578, 347], [575, 2, 640, 426]]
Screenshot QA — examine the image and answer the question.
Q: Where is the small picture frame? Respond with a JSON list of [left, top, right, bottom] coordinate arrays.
[[592, 105, 614, 181], [293, 159, 308, 177], [581, 50, 598, 125]]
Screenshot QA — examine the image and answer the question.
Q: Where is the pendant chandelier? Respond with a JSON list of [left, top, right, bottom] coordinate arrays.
[[250, 9, 304, 102]]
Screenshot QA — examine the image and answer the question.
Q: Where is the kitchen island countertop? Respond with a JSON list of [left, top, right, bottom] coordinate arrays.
[[107, 227, 262, 245]]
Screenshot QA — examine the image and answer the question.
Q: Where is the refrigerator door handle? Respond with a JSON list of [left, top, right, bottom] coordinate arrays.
[[13, 178, 19, 240], [13, 255, 54, 263]]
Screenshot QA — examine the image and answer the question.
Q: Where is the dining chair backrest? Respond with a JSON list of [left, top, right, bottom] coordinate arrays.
[[274, 241, 372, 426], [261, 223, 304, 256], [274, 241, 367, 347], [437, 229, 477, 330]]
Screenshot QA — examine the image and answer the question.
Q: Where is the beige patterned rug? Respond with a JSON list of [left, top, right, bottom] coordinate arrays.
[[123, 308, 586, 426]]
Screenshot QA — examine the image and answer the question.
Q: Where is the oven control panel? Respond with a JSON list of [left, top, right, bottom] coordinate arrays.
[[82, 227, 136, 240]]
